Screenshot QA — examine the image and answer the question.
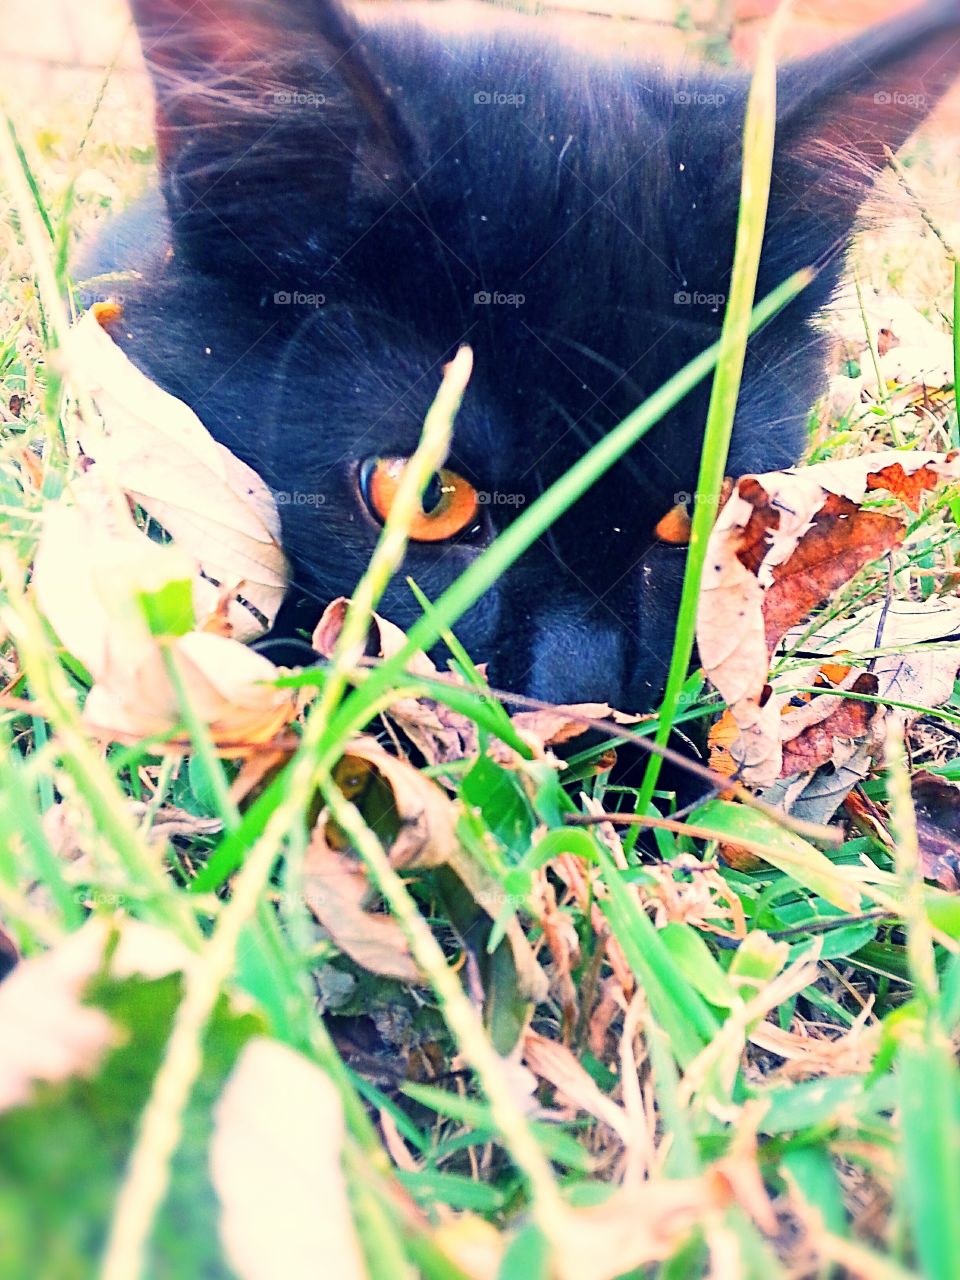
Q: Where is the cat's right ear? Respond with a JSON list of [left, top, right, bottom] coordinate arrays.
[[127, 0, 418, 278], [767, 1, 960, 273]]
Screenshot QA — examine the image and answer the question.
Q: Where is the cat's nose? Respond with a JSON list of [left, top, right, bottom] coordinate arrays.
[[519, 608, 628, 706]]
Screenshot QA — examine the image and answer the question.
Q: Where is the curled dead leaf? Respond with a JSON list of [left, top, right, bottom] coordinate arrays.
[[778, 672, 881, 778], [327, 737, 459, 870]]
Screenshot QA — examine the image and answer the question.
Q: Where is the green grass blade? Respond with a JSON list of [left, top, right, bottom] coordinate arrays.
[[637, 13, 782, 812]]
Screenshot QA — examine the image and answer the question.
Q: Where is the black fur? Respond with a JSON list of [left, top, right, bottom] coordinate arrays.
[[79, 0, 960, 709]]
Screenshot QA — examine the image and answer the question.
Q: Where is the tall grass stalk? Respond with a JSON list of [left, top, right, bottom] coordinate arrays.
[[636, 10, 784, 813]]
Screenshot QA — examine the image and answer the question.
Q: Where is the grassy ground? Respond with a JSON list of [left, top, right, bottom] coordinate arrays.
[[1, 8, 960, 1280]]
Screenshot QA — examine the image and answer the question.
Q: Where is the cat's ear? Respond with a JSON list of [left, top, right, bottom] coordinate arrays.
[[769, 1, 960, 268], [127, 0, 416, 278]]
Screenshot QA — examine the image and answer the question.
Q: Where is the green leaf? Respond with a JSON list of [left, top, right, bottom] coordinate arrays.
[[595, 843, 719, 1065], [659, 922, 738, 1007], [499, 1225, 550, 1280], [461, 754, 534, 859], [0, 970, 262, 1280], [396, 1169, 513, 1213], [691, 800, 862, 912], [757, 1074, 896, 1137], [402, 1083, 593, 1172], [781, 1146, 846, 1238], [137, 575, 195, 637], [897, 1022, 960, 1280]]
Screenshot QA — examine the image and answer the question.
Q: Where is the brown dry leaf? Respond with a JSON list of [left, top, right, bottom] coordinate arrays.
[[539, 880, 581, 1036], [84, 631, 298, 755], [912, 770, 960, 889], [698, 450, 960, 784], [639, 855, 747, 939], [750, 1014, 878, 1082], [229, 746, 297, 807], [210, 1038, 366, 1280], [523, 1030, 628, 1144], [303, 831, 422, 984], [707, 709, 740, 786], [510, 703, 640, 752], [843, 787, 894, 847], [323, 740, 548, 1010], [778, 672, 881, 778], [313, 597, 436, 679], [65, 309, 288, 638]]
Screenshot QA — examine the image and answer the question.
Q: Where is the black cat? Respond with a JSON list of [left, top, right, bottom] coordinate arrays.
[[79, 0, 960, 710]]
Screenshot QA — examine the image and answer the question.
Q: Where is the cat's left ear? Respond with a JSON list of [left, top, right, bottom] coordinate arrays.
[[769, 1, 960, 266], [127, 0, 419, 280]]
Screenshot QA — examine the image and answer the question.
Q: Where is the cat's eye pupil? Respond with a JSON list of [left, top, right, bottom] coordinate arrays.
[[422, 472, 444, 514]]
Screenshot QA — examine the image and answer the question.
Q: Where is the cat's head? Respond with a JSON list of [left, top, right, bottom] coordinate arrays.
[[119, 0, 960, 708]]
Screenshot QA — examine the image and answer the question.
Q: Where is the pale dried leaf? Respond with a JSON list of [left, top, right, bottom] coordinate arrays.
[[0, 919, 193, 1111], [210, 1038, 365, 1280], [66, 311, 288, 636]]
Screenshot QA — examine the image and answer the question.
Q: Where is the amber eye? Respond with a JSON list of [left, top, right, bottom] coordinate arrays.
[[359, 457, 481, 542]]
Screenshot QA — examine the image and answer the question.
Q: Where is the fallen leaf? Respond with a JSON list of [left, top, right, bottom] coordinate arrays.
[[793, 597, 960, 653], [698, 450, 960, 784], [303, 833, 422, 984], [323, 739, 548, 1043], [210, 1038, 365, 1280], [0, 919, 192, 1111], [33, 492, 299, 754], [778, 672, 881, 777], [83, 630, 299, 755], [762, 740, 874, 827], [510, 703, 639, 751], [912, 771, 960, 889], [328, 738, 459, 870], [66, 310, 288, 638]]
